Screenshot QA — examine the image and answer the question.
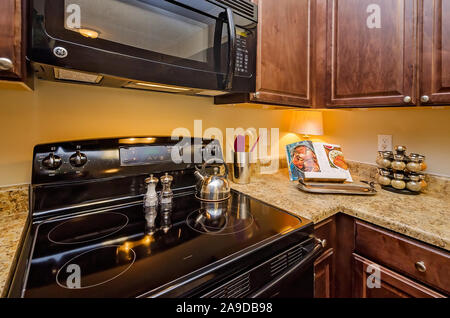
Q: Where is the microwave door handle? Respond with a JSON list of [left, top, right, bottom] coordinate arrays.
[[248, 239, 325, 298], [224, 7, 237, 90]]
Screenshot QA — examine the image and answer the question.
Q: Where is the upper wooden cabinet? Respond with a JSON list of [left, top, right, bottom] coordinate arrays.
[[215, 0, 317, 107], [251, 0, 314, 107], [0, 0, 32, 90], [420, 0, 450, 105], [326, 0, 416, 107]]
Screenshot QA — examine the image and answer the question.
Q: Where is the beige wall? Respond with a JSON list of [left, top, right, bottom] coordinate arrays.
[[322, 108, 450, 177], [1, 80, 449, 186], [0, 80, 293, 186]]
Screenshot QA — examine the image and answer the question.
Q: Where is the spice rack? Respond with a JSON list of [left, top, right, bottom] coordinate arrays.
[[376, 146, 427, 195]]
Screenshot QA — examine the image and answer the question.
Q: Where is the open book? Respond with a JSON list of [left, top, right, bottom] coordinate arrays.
[[286, 141, 353, 182]]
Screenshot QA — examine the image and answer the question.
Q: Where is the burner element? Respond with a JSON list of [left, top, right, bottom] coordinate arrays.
[[56, 245, 135, 289], [186, 201, 254, 236], [48, 212, 129, 244]]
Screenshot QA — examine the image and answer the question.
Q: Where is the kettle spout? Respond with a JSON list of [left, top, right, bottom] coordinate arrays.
[[194, 170, 206, 182]]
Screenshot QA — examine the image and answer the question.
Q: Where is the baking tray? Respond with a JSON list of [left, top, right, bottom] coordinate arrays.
[[297, 180, 377, 195]]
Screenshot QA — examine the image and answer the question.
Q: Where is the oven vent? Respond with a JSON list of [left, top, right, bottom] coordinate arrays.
[[207, 273, 251, 298], [269, 245, 304, 278], [215, 0, 258, 22]]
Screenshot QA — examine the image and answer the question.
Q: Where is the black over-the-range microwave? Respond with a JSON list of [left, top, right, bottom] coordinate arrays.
[[29, 0, 257, 96]]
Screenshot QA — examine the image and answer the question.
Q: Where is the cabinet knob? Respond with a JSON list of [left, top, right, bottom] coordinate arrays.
[[403, 96, 412, 103], [253, 92, 260, 99], [0, 58, 13, 71], [420, 95, 430, 103], [415, 261, 426, 273]]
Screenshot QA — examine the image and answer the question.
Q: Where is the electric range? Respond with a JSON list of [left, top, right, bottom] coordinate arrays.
[[6, 137, 323, 298]]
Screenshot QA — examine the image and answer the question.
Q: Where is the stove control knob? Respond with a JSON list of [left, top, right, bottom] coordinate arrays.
[[42, 153, 62, 170], [69, 150, 88, 167]]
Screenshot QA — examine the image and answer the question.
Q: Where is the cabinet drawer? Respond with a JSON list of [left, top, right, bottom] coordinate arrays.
[[355, 220, 450, 294]]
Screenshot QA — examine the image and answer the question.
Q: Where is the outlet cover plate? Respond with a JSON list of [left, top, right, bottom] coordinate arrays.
[[378, 135, 393, 151]]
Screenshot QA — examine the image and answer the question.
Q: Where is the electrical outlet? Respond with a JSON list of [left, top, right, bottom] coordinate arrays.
[[378, 135, 393, 151]]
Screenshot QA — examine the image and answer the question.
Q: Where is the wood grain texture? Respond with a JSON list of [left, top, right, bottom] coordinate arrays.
[[420, 0, 450, 105], [0, 0, 22, 79], [314, 216, 336, 298], [252, 0, 313, 107], [326, 0, 416, 107], [352, 253, 445, 298], [355, 220, 450, 295]]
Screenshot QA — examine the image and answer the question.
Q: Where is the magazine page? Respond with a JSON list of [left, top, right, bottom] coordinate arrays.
[[312, 142, 353, 182], [285, 141, 319, 181]]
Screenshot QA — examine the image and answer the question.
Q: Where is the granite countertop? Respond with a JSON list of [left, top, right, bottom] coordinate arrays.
[[231, 169, 450, 252], [0, 185, 29, 297]]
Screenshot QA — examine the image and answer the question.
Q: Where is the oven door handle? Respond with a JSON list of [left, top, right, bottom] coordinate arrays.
[[248, 238, 325, 298], [224, 7, 237, 90]]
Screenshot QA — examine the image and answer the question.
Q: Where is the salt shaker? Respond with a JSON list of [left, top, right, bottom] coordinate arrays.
[[406, 155, 421, 172], [378, 151, 393, 169], [144, 174, 158, 207]]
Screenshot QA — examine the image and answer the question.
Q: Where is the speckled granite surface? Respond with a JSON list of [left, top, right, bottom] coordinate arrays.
[[231, 169, 450, 251], [0, 185, 28, 297]]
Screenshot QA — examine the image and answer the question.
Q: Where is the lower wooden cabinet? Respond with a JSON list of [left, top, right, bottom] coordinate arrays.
[[314, 248, 334, 298], [314, 215, 449, 298], [352, 253, 444, 298]]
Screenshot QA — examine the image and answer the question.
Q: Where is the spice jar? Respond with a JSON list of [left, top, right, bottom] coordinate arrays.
[[391, 173, 406, 190], [378, 151, 393, 168], [419, 155, 427, 171], [406, 155, 421, 172], [419, 174, 428, 191], [391, 154, 406, 171], [394, 145, 407, 155], [377, 169, 392, 186], [406, 174, 422, 192]]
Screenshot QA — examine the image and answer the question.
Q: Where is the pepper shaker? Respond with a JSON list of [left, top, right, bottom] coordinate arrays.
[[160, 173, 173, 204], [391, 172, 406, 190]]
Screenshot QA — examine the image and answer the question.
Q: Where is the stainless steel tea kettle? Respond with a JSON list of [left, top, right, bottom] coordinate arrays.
[[194, 158, 230, 202]]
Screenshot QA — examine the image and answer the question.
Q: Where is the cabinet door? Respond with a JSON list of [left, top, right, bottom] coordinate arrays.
[[0, 0, 23, 79], [326, 0, 416, 107], [251, 0, 313, 107], [420, 0, 450, 105], [314, 248, 334, 298], [352, 254, 445, 298]]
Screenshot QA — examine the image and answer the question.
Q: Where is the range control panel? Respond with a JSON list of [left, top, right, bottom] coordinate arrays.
[[32, 137, 222, 185]]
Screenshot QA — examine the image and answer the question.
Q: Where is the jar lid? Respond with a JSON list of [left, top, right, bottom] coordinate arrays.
[[393, 154, 405, 160], [393, 172, 405, 180], [379, 169, 391, 176], [394, 145, 407, 153], [381, 151, 393, 158], [408, 174, 420, 181]]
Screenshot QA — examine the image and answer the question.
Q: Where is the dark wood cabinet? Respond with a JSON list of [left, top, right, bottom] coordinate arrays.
[[352, 253, 444, 298], [314, 215, 449, 298], [420, 0, 450, 105], [325, 0, 416, 107], [250, 0, 314, 107], [215, 0, 319, 107], [0, 0, 32, 90], [313, 217, 336, 298]]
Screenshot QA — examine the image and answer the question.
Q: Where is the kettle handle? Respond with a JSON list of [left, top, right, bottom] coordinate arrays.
[[200, 158, 229, 178]]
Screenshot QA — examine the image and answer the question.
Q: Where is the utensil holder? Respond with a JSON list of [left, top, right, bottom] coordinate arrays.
[[232, 152, 252, 184]]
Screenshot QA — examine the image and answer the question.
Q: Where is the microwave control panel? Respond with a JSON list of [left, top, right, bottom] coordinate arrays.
[[235, 28, 250, 76]]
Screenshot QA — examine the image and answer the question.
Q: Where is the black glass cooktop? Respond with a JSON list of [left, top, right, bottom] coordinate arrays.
[[23, 191, 309, 298]]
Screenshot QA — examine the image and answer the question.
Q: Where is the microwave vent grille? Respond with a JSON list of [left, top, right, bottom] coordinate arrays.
[[216, 0, 257, 21]]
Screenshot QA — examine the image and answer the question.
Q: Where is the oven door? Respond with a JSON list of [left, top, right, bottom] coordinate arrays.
[[30, 0, 255, 92]]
